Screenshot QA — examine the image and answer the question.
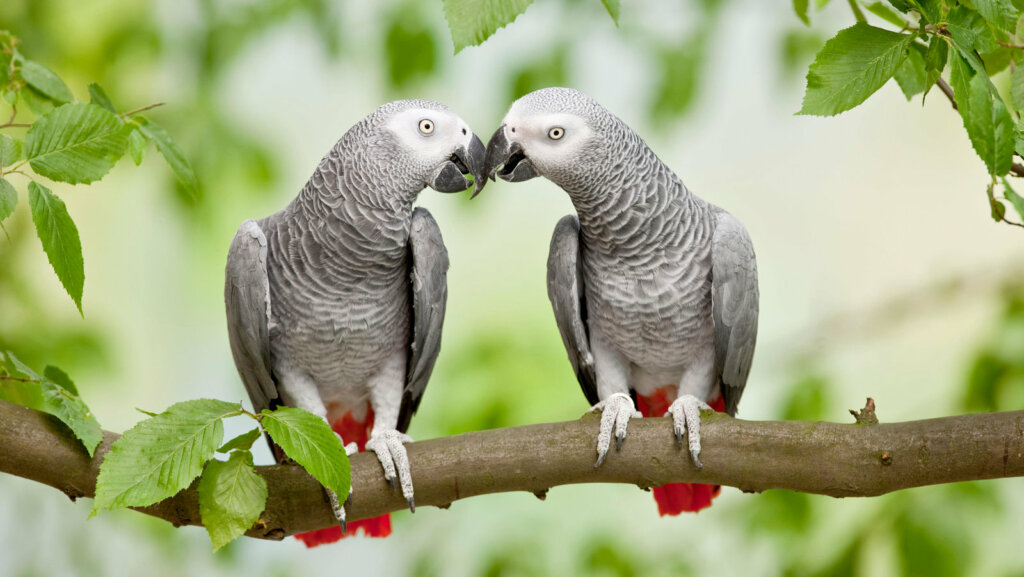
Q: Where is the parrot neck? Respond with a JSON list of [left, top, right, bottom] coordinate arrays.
[[287, 152, 415, 275], [567, 156, 701, 254]]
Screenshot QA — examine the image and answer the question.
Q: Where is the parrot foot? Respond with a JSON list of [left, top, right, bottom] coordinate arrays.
[[367, 429, 415, 513], [589, 392, 641, 468], [668, 394, 713, 468], [327, 487, 348, 534]]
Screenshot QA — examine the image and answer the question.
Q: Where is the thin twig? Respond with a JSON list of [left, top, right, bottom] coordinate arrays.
[[0, 105, 29, 130], [936, 78, 957, 110], [0, 375, 38, 384], [120, 102, 164, 117], [847, 0, 867, 22]]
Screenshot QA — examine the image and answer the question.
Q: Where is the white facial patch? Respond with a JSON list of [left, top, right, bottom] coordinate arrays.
[[385, 108, 470, 166], [502, 109, 594, 173]]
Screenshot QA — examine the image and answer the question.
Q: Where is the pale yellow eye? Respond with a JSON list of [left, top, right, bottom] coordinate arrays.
[[418, 119, 435, 135], [548, 127, 564, 140]]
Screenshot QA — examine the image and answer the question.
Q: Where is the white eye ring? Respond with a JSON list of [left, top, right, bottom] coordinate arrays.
[[418, 119, 435, 135], [548, 126, 564, 140]]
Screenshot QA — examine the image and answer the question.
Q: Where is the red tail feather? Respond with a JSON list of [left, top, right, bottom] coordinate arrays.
[[636, 388, 726, 516], [294, 408, 393, 546]]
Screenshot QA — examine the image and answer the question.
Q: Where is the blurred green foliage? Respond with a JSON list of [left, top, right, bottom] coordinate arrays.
[[964, 283, 1024, 412]]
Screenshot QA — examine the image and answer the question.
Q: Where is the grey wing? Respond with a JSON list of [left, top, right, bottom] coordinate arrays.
[[225, 219, 278, 415], [711, 209, 759, 417], [547, 215, 599, 406], [397, 207, 450, 433]]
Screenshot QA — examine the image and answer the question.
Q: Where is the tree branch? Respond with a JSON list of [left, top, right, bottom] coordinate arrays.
[[1, 399, 1022, 541]]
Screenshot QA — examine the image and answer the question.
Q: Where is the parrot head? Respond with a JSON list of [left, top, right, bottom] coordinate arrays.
[[483, 88, 615, 192], [350, 100, 488, 199]]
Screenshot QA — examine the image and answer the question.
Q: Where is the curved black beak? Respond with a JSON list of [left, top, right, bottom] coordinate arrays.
[[428, 132, 487, 197], [483, 125, 537, 187]]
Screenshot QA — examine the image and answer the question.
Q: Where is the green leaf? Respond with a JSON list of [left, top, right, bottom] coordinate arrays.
[[949, 49, 974, 114], [136, 117, 198, 200], [974, 0, 1019, 32], [908, 0, 942, 24], [922, 36, 948, 97], [981, 46, 1013, 76], [198, 450, 267, 551], [26, 103, 131, 184], [894, 44, 929, 99], [19, 86, 54, 115], [87, 83, 116, 113], [128, 129, 146, 166], [1015, 116, 1024, 156], [988, 182, 1007, 221], [1001, 177, 1024, 220], [261, 406, 350, 498], [43, 365, 78, 395], [1010, 65, 1024, 112], [601, 0, 621, 24], [798, 23, 913, 116], [18, 60, 72, 103], [218, 428, 262, 453], [28, 182, 84, 314], [863, 1, 907, 27], [962, 73, 1015, 176], [0, 134, 24, 168], [947, 5, 999, 54], [92, 399, 241, 515], [794, 0, 810, 25], [0, 352, 102, 457], [442, 0, 534, 53], [0, 349, 40, 379], [0, 178, 16, 235]]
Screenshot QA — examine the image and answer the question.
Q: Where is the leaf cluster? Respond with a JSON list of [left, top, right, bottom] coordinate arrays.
[[1, 344, 350, 552], [0, 349, 102, 456], [795, 0, 1024, 226], [90, 402, 350, 551], [0, 31, 198, 312]]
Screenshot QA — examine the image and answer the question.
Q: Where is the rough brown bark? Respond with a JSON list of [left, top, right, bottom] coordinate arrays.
[[1, 399, 1022, 541]]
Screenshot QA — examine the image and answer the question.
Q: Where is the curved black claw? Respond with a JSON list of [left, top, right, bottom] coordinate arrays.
[[389, 476, 397, 491], [675, 427, 684, 446], [690, 449, 703, 469], [340, 518, 347, 535], [407, 497, 416, 514], [615, 432, 625, 450], [594, 451, 608, 468]]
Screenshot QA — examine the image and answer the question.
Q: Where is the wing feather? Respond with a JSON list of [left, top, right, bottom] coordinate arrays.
[[711, 210, 759, 417], [547, 215, 598, 406], [398, 207, 449, 432], [225, 219, 278, 415]]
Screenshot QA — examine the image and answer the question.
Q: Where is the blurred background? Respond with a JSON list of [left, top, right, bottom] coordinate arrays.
[[1, 0, 1023, 575]]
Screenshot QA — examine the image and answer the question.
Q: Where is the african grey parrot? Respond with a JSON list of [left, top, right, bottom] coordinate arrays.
[[483, 88, 758, 515], [225, 100, 485, 543]]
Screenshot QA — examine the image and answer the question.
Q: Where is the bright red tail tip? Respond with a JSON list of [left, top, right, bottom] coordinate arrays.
[[652, 483, 722, 516], [294, 514, 393, 547]]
